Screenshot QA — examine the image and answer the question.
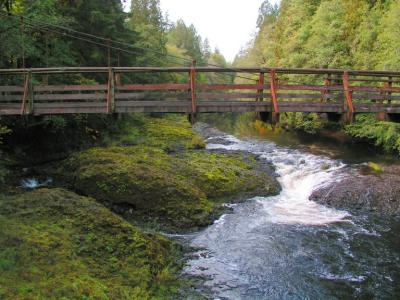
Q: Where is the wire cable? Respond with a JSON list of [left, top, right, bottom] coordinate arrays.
[[0, 11, 258, 81]]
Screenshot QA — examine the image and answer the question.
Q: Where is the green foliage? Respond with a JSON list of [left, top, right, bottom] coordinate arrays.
[[234, 0, 400, 139], [167, 20, 205, 65], [280, 112, 323, 134], [166, 19, 231, 83], [129, 0, 167, 67], [344, 115, 400, 154], [0, 124, 11, 143], [0, 188, 182, 299]]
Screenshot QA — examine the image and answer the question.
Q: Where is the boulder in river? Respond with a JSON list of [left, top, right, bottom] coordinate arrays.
[[310, 165, 400, 214], [60, 145, 280, 231]]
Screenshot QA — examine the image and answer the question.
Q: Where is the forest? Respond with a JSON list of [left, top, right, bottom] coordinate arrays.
[[235, 0, 400, 153]]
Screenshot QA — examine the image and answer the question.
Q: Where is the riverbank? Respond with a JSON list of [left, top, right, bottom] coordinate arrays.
[[0, 114, 280, 299]]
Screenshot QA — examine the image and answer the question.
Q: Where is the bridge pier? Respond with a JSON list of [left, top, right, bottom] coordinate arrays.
[[376, 112, 400, 123], [258, 112, 280, 125], [326, 112, 342, 123], [188, 113, 197, 125], [325, 112, 354, 124]]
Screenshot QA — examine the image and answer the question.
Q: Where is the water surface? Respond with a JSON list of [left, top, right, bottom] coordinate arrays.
[[182, 128, 400, 299]]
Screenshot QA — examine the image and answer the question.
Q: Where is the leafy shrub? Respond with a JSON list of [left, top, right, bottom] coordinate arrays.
[[0, 124, 11, 144], [344, 114, 400, 154], [280, 112, 323, 134]]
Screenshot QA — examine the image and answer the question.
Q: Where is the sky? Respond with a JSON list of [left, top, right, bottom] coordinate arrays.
[[125, 0, 280, 62]]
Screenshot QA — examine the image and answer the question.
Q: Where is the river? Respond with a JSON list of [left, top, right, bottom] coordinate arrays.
[[179, 119, 400, 299]]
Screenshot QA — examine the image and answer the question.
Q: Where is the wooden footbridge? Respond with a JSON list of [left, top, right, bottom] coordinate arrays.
[[1, 67, 400, 123]]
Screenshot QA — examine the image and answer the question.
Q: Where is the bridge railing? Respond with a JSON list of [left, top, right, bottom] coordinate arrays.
[[0, 67, 400, 116]]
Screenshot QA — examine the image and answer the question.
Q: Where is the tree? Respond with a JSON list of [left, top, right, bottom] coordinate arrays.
[[129, 0, 167, 66], [167, 19, 205, 65]]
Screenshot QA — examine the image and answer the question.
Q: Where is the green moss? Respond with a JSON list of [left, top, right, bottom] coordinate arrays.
[[61, 142, 279, 231], [178, 152, 280, 199], [0, 188, 181, 299], [64, 146, 214, 229], [367, 162, 382, 173]]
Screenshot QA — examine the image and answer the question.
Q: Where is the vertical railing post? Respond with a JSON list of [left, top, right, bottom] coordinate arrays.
[[189, 61, 197, 123], [269, 69, 279, 124], [20, 71, 29, 115], [28, 70, 34, 114], [322, 73, 332, 102], [257, 72, 265, 101], [342, 71, 354, 123], [386, 76, 393, 104], [269, 69, 279, 113], [21, 70, 34, 115], [107, 67, 115, 113]]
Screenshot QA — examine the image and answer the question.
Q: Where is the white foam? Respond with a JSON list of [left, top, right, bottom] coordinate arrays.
[[208, 136, 351, 226], [20, 177, 52, 189]]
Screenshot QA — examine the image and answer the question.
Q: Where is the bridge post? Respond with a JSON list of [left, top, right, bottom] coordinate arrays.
[[269, 69, 280, 125], [342, 71, 354, 123], [189, 61, 197, 124], [322, 73, 332, 102], [376, 76, 393, 122], [107, 68, 115, 113], [22, 70, 34, 115], [20, 71, 29, 115], [257, 72, 265, 101]]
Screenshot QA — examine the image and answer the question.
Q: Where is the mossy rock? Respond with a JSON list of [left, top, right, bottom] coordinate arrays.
[[177, 151, 280, 200], [0, 188, 181, 300], [64, 146, 214, 229], [62, 145, 280, 231]]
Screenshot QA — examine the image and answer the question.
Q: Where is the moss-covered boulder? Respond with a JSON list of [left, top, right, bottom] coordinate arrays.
[[178, 151, 280, 199], [61, 145, 280, 230], [0, 188, 181, 300], [64, 146, 213, 229]]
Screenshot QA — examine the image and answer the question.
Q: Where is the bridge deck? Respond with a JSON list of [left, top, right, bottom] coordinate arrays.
[[0, 67, 400, 116]]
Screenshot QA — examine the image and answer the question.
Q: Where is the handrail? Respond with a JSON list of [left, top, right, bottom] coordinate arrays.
[[0, 67, 400, 77]]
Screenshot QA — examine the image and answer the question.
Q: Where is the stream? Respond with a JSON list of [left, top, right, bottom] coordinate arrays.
[[180, 126, 400, 299]]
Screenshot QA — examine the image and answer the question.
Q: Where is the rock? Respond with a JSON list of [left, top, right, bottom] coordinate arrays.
[[310, 165, 400, 214], [321, 163, 331, 170], [0, 188, 181, 299], [61, 145, 280, 231]]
